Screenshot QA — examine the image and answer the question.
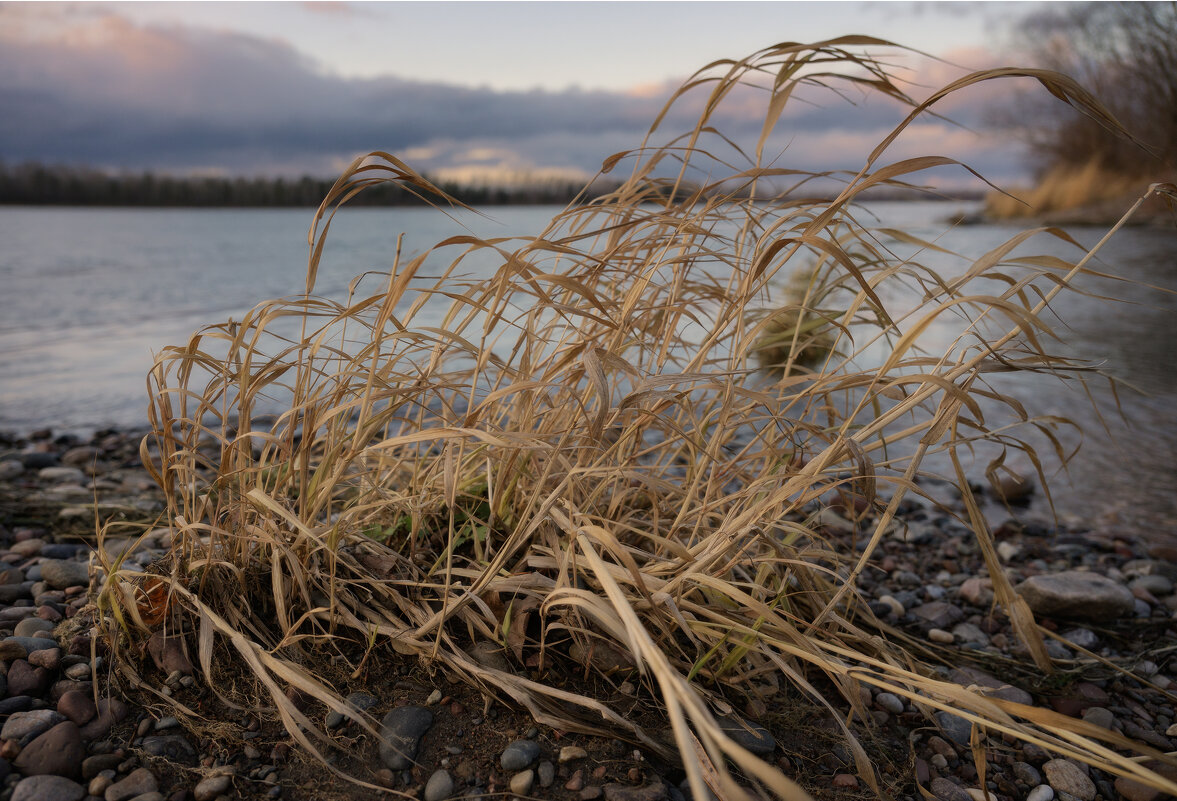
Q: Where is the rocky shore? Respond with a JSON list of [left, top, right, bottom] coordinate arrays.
[[1, 427, 1176, 801]]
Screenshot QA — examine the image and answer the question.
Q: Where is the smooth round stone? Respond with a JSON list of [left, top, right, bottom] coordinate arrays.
[[1026, 785, 1054, 801], [500, 739, 541, 771], [193, 772, 233, 801], [38, 560, 89, 591], [7, 661, 50, 697], [1130, 575, 1174, 596], [38, 544, 82, 559], [716, 716, 776, 755], [1080, 707, 1115, 730], [424, 769, 454, 801], [1013, 762, 1042, 787], [1015, 572, 1135, 622], [325, 692, 379, 729], [935, 710, 973, 747], [63, 662, 91, 681], [37, 467, 86, 484], [875, 692, 905, 714], [537, 761, 556, 788], [10, 775, 85, 801], [928, 628, 955, 644], [929, 778, 971, 801], [1042, 759, 1095, 801], [12, 721, 84, 779], [56, 690, 97, 727], [78, 698, 128, 740], [510, 769, 535, 796], [377, 706, 433, 770], [104, 767, 158, 801], [0, 710, 65, 745], [560, 746, 589, 763]]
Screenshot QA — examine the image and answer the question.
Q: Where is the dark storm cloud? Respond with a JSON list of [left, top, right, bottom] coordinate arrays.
[[0, 10, 1018, 182]]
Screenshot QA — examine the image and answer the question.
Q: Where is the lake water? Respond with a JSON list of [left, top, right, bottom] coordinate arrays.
[[1, 202, 1175, 539]]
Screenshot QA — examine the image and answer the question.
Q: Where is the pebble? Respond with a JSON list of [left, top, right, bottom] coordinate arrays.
[[510, 769, 535, 795], [325, 692, 379, 729], [928, 628, 955, 643], [537, 760, 556, 788], [104, 767, 159, 801], [0, 710, 64, 744], [12, 720, 84, 779], [377, 706, 433, 770], [716, 715, 775, 755], [38, 560, 90, 590], [930, 777, 971, 801], [1016, 572, 1136, 621], [424, 769, 454, 801], [192, 773, 233, 801], [1042, 759, 1095, 801], [1080, 707, 1114, 729], [1026, 786, 1054, 801], [10, 775, 85, 801], [501, 739, 541, 771], [935, 711, 973, 747], [57, 688, 99, 727], [1013, 761, 1042, 786], [875, 692, 905, 714], [560, 745, 589, 763]]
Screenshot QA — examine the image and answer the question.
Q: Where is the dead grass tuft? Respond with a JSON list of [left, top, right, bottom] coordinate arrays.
[[93, 39, 1177, 801]]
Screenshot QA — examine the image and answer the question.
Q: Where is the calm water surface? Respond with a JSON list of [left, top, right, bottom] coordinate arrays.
[[1, 203, 1174, 537]]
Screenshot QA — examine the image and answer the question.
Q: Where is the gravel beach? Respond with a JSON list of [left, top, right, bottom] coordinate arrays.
[[1, 427, 1176, 801]]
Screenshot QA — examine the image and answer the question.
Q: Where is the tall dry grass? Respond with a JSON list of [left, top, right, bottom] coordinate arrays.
[[95, 39, 1177, 800], [983, 158, 1153, 220]]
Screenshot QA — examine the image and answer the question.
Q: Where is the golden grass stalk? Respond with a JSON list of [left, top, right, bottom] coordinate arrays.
[[95, 39, 1177, 800]]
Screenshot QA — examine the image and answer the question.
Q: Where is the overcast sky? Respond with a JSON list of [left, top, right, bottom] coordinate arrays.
[[0, 1, 1065, 188]]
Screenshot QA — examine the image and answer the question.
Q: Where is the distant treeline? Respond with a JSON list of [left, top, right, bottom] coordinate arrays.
[[0, 162, 984, 208], [0, 162, 600, 208]]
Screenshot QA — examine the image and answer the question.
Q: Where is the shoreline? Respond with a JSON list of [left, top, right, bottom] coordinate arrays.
[[1, 427, 1177, 800]]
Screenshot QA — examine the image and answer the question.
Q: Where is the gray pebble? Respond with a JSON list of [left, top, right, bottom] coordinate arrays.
[[1080, 707, 1114, 730], [325, 692, 379, 729], [193, 773, 233, 801], [38, 560, 89, 590], [875, 692, 905, 714], [104, 767, 158, 801], [935, 710, 973, 747], [13, 618, 53, 638], [1012, 761, 1041, 787], [1042, 759, 1094, 801], [378, 706, 433, 770], [537, 760, 556, 788], [10, 775, 85, 801], [1026, 785, 1054, 801], [500, 739, 541, 771], [509, 769, 535, 796], [717, 715, 775, 755], [424, 769, 453, 801], [0, 710, 64, 745], [929, 777, 970, 801]]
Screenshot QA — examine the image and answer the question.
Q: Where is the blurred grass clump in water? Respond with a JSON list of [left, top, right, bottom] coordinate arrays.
[[95, 38, 1177, 801]]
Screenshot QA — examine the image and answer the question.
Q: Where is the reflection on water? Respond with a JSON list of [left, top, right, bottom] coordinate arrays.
[[1, 202, 1174, 539]]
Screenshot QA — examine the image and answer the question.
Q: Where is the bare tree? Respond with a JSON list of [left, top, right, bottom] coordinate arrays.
[[1011, 1, 1177, 175]]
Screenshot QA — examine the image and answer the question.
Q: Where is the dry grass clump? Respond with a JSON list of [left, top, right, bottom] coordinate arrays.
[[983, 158, 1153, 220], [95, 39, 1177, 800]]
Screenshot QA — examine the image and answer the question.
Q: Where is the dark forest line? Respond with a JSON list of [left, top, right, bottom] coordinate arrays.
[[0, 162, 599, 207], [0, 162, 987, 208]]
